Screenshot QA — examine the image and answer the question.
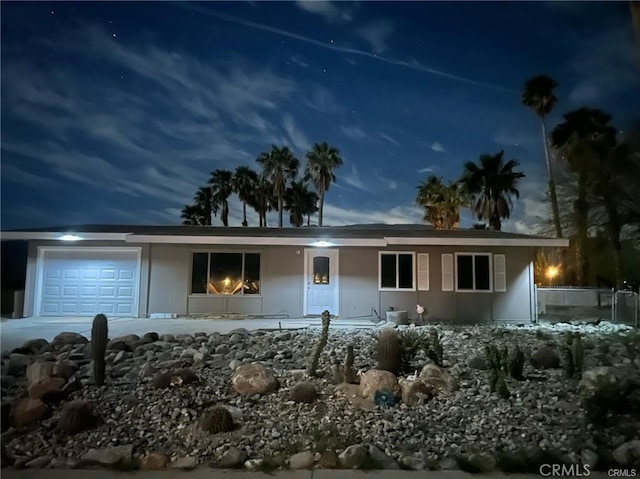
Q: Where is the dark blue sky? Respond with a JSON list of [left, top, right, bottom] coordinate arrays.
[[2, 1, 638, 232]]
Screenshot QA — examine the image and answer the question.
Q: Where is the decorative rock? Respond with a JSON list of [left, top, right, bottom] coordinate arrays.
[[81, 445, 133, 466], [318, 450, 339, 468], [368, 445, 399, 469], [140, 452, 169, 470], [399, 456, 427, 470], [339, 444, 369, 469], [231, 364, 279, 395], [468, 356, 488, 370], [28, 377, 66, 400], [26, 361, 56, 385], [229, 359, 242, 371], [52, 332, 88, 349], [216, 447, 246, 468], [467, 452, 496, 472], [20, 338, 49, 355], [359, 369, 400, 401], [398, 378, 434, 406], [229, 333, 243, 344], [612, 440, 640, 466], [25, 456, 52, 469], [289, 450, 315, 469], [7, 354, 32, 376], [10, 397, 48, 427], [107, 334, 140, 351], [531, 346, 560, 369], [170, 455, 198, 469], [418, 364, 458, 395]]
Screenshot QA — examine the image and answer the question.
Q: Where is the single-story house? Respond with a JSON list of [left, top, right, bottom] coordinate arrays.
[[1, 224, 568, 322]]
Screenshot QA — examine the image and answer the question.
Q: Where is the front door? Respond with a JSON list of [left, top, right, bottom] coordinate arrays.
[[304, 248, 339, 316]]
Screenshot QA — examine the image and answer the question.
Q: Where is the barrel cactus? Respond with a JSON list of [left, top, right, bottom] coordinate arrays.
[[374, 389, 398, 408], [199, 406, 235, 434], [376, 329, 402, 375], [56, 400, 96, 434], [91, 314, 108, 386], [289, 382, 319, 403]]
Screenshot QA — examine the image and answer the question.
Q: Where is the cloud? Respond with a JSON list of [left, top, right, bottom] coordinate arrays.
[[341, 124, 369, 141], [290, 54, 309, 68], [0, 163, 59, 188], [493, 129, 538, 148], [323, 203, 423, 226], [294, 0, 353, 23], [301, 85, 344, 114], [417, 166, 437, 174], [379, 133, 398, 145], [356, 19, 395, 54], [282, 114, 311, 152], [337, 163, 370, 191], [430, 142, 446, 153]]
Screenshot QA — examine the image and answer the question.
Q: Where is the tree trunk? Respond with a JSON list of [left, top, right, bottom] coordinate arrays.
[[574, 174, 590, 285], [604, 193, 623, 287], [242, 202, 248, 227], [319, 190, 325, 227], [490, 215, 501, 231], [222, 203, 229, 227], [278, 195, 284, 227], [541, 119, 563, 239]]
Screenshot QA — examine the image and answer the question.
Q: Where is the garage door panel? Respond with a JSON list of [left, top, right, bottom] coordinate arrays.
[[38, 249, 139, 317]]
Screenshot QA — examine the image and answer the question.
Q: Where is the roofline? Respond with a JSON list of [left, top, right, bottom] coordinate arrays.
[[1, 230, 569, 248], [386, 237, 570, 247], [1, 232, 129, 241]]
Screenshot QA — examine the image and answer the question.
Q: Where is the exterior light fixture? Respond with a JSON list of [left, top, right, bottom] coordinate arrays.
[[311, 240, 333, 247], [59, 234, 82, 241], [546, 265, 559, 281]]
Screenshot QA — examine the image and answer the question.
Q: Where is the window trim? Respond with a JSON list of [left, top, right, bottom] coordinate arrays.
[[454, 252, 493, 293], [188, 250, 262, 297], [378, 251, 416, 291]]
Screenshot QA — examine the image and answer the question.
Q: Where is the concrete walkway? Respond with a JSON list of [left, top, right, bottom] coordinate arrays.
[[0, 469, 617, 479], [0, 316, 379, 352]]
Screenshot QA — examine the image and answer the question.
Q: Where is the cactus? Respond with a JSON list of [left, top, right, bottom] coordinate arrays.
[[571, 334, 584, 380], [561, 343, 574, 378], [427, 328, 444, 367], [344, 345, 357, 384], [488, 366, 499, 393], [91, 314, 108, 386], [373, 389, 398, 408], [495, 372, 511, 399], [376, 329, 402, 375], [199, 406, 234, 434], [508, 344, 525, 381], [56, 400, 96, 434], [289, 382, 319, 403], [307, 310, 331, 377]]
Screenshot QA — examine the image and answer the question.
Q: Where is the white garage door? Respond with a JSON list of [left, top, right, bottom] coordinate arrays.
[[37, 248, 140, 316]]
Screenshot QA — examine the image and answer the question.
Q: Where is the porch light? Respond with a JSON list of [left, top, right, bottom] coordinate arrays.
[[311, 240, 333, 247], [546, 265, 560, 281], [59, 234, 82, 241]]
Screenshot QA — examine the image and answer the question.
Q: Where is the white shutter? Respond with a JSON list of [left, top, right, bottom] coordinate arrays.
[[417, 253, 429, 291], [441, 254, 454, 291], [494, 254, 506, 292]]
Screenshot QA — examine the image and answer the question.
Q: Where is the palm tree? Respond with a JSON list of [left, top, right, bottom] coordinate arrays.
[[522, 75, 563, 239], [252, 173, 277, 227], [416, 175, 467, 230], [232, 166, 259, 227], [459, 151, 526, 231], [550, 107, 617, 285], [257, 145, 300, 227], [180, 204, 208, 225], [285, 180, 319, 227], [304, 142, 343, 227], [208, 169, 234, 227], [192, 186, 217, 226]]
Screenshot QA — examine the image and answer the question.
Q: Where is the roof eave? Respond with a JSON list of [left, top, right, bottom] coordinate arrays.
[[385, 237, 570, 247], [125, 234, 387, 247], [1, 232, 130, 241]]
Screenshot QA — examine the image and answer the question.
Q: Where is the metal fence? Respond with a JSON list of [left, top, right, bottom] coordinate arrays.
[[536, 286, 639, 326], [614, 290, 639, 327]]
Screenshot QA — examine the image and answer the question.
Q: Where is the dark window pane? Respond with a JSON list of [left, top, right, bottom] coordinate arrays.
[[209, 253, 243, 295], [313, 256, 330, 284], [457, 255, 473, 290], [475, 255, 491, 290], [191, 253, 208, 294], [398, 254, 413, 289], [381, 254, 396, 288], [244, 253, 261, 294]]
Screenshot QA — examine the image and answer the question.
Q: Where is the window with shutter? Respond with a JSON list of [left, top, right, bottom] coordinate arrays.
[[417, 253, 429, 291], [442, 254, 454, 291]]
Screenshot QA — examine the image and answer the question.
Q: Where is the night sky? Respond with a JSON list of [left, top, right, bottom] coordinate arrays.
[[1, 1, 638, 233]]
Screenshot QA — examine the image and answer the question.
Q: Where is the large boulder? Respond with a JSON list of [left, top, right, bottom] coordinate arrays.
[[398, 378, 434, 406], [418, 364, 458, 395], [612, 440, 640, 467], [28, 377, 66, 400], [52, 332, 88, 349], [10, 397, 48, 427], [26, 361, 56, 386], [359, 369, 400, 401], [530, 346, 560, 369], [579, 366, 640, 420], [81, 445, 133, 467], [107, 334, 141, 352], [231, 364, 279, 395], [339, 444, 369, 469]]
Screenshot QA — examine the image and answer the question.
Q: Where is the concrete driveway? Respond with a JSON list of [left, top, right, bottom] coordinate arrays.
[[0, 316, 377, 352]]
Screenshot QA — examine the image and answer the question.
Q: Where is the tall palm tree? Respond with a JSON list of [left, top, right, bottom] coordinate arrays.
[[192, 186, 217, 226], [459, 151, 525, 231], [208, 169, 234, 227], [304, 142, 343, 227], [522, 75, 563, 239], [252, 173, 277, 227], [257, 145, 300, 227], [285, 180, 319, 227], [550, 107, 617, 285], [416, 175, 467, 230], [232, 166, 259, 227]]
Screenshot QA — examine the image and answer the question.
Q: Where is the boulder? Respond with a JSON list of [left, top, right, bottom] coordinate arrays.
[[288, 450, 315, 469], [214, 447, 246, 469], [19, 338, 49, 355], [26, 361, 56, 385], [468, 356, 488, 370], [7, 354, 32, 376], [612, 440, 640, 467], [10, 397, 48, 427], [418, 364, 458, 395], [531, 346, 560, 369], [170, 456, 197, 470], [52, 332, 88, 349], [231, 364, 279, 395], [358, 369, 400, 401], [138, 452, 169, 471], [28, 377, 66, 400], [467, 452, 497, 472], [398, 378, 434, 406], [317, 450, 339, 468], [81, 445, 133, 466], [368, 445, 399, 469], [107, 334, 140, 352], [339, 444, 369, 469]]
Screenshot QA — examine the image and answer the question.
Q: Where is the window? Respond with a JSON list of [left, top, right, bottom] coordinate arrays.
[[313, 256, 330, 284], [455, 253, 491, 291], [379, 252, 415, 290], [190, 252, 260, 295]]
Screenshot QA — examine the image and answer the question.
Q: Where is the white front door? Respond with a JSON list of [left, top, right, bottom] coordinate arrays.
[[304, 248, 339, 316]]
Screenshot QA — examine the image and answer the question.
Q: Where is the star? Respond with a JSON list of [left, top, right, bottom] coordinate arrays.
[[112, 33, 117, 38], [330, 39, 334, 44], [322, 69, 327, 73], [50, 10, 54, 15]]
